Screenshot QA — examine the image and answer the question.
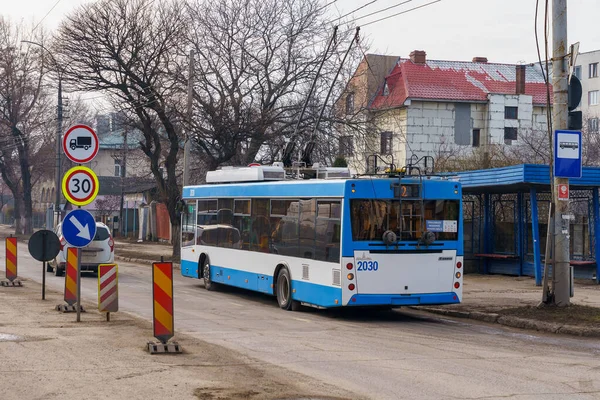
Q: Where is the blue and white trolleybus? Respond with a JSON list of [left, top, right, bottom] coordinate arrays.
[[180, 164, 463, 310]]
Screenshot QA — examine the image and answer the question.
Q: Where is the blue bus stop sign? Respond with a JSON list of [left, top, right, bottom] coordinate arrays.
[[554, 130, 582, 178], [62, 209, 97, 248]]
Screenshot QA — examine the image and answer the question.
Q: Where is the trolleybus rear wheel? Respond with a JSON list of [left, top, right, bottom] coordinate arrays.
[[276, 268, 300, 311], [203, 260, 217, 291]]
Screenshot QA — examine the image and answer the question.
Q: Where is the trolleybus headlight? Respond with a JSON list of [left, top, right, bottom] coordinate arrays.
[[454, 282, 460, 289], [348, 283, 355, 291], [347, 273, 354, 280], [455, 272, 461, 279], [456, 261, 462, 269], [346, 263, 353, 270]]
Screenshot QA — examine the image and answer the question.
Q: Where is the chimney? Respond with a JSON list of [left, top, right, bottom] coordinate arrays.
[[516, 65, 526, 94], [409, 50, 427, 64], [472, 57, 488, 63]]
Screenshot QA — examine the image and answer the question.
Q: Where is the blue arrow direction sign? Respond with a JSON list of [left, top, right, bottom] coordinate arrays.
[[62, 209, 97, 248]]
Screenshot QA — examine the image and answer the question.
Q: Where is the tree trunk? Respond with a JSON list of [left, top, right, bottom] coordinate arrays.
[[13, 197, 22, 235]]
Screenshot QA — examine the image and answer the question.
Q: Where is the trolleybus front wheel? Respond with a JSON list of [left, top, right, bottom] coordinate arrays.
[[276, 268, 300, 311]]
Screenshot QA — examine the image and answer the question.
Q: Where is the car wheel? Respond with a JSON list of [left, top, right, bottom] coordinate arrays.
[[54, 264, 64, 277], [46, 263, 53, 273], [276, 268, 300, 311], [203, 260, 217, 291]]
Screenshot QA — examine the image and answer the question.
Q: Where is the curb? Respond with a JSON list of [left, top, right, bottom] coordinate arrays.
[[114, 255, 181, 270], [416, 306, 600, 338]]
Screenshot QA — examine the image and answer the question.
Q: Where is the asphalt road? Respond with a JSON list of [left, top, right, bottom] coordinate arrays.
[[13, 244, 600, 400]]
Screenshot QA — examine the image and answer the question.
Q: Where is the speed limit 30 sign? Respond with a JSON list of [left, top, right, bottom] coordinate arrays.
[[62, 166, 100, 206]]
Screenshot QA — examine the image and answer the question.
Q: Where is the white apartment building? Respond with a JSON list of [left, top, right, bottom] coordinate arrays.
[[338, 51, 551, 174], [573, 49, 600, 133]]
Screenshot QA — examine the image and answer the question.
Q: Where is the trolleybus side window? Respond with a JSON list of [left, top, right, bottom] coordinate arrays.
[[316, 200, 341, 263], [298, 199, 316, 259], [233, 199, 251, 250], [270, 199, 299, 257], [181, 200, 196, 247], [251, 199, 270, 252]]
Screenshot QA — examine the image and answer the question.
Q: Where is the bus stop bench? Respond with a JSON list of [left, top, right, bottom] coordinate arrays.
[[544, 259, 596, 267], [474, 253, 519, 260]]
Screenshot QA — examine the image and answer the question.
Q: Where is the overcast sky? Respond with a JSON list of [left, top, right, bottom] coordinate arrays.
[[4, 0, 599, 64]]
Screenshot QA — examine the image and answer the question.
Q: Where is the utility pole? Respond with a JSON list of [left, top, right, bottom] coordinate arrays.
[[183, 50, 194, 186], [56, 79, 63, 227], [551, 0, 571, 306], [119, 127, 128, 237]]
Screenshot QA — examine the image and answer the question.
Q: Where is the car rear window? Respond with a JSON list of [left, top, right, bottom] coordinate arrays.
[[94, 227, 110, 241]]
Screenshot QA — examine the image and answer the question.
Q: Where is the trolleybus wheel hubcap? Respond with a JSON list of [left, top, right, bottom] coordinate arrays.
[[203, 263, 211, 287]]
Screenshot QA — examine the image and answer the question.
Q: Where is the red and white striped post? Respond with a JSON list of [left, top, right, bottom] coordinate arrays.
[[98, 264, 118, 321]]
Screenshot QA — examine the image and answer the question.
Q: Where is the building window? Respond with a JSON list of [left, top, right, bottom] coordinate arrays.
[[383, 81, 389, 96], [380, 131, 392, 155], [589, 91, 599, 106], [504, 106, 518, 119], [504, 127, 518, 141], [472, 129, 480, 147], [589, 63, 598, 78], [574, 65, 582, 80], [345, 92, 355, 115], [589, 118, 599, 133], [338, 136, 354, 157], [365, 154, 377, 174], [114, 159, 124, 177]]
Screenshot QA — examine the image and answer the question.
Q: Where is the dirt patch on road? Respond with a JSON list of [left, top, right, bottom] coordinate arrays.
[[497, 304, 600, 327], [0, 278, 358, 400]]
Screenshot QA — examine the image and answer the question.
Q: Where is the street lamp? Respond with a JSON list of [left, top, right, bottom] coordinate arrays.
[[21, 40, 63, 227]]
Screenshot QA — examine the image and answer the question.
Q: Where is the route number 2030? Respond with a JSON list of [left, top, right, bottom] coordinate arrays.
[[357, 261, 379, 271]]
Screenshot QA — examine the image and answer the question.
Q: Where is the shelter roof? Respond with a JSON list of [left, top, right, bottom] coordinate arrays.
[[457, 164, 600, 193]]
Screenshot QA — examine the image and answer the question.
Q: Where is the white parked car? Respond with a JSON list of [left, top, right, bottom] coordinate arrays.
[[50, 221, 115, 276]]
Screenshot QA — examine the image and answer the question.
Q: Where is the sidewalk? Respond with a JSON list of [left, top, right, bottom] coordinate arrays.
[[419, 274, 600, 337], [113, 239, 175, 265]]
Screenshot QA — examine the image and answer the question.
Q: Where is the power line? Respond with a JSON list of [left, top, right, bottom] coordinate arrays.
[[332, 0, 380, 23], [31, 0, 63, 33], [345, 0, 413, 25], [361, 0, 441, 27]]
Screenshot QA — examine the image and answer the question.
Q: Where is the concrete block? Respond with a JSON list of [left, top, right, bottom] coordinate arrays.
[[505, 119, 518, 128], [407, 125, 423, 134], [412, 134, 429, 143], [438, 118, 452, 128], [413, 117, 427, 126], [422, 109, 439, 118], [489, 119, 505, 129], [519, 111, 533, 121], [489, 102, 504, 112], [408, 107, 423, 117], [437, 110, 454, 120], [520, 120, 532, 129], [423, 126, 440, 135], [422, 102, 438, 110]]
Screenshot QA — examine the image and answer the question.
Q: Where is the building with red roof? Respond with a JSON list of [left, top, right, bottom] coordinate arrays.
[[336, 51, 553, 173]]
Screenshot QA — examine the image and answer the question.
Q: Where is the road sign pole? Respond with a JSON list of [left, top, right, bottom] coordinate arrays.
[[76, 248, 82, 322]]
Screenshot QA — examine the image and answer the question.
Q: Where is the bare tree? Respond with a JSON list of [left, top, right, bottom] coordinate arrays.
[[183, 0, 346, 169], [0, 18, 53, 234], [55, 0, 188, 257]]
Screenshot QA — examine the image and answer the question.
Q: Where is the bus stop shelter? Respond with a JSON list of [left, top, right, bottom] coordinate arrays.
[[456, 164, 600, 284]]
